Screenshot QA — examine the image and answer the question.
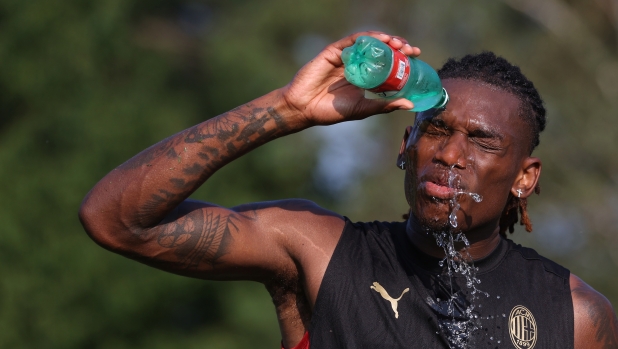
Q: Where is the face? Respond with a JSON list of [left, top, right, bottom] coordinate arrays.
[[401, 79, 533, 234]]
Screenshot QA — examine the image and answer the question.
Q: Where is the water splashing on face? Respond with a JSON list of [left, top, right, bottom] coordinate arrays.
[[431, 166, 488, 348], [447, 166, 484, 229]]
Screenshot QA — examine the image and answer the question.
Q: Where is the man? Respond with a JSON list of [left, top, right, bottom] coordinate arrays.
[[79, 31, 618, 348]]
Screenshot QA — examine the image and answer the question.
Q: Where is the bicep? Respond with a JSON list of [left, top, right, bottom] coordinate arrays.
[[127, 200, 292, 281], [128, 199, 344, 283]]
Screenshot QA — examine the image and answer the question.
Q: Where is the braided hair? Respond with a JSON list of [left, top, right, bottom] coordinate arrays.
[[437, 52, 546, 236]]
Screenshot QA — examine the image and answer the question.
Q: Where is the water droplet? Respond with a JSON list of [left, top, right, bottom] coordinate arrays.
[[449, 210, 458, 228], [490, 337, 493, 340], [502, 314, 506, 317], [470, 193, 483, 202], [498, 340, 501, 344], [496, 295, 500, 299]]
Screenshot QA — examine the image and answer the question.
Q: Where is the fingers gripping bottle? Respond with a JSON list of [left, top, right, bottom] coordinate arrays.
[[341, 36, 448, 112]]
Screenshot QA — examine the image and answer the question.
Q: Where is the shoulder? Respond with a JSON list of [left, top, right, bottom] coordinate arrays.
[[233, 199, 346, 299], [570, 273, 618, 349], [506, 240, 570, 278]]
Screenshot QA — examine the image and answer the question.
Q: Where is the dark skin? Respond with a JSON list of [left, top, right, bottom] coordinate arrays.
[[399, 79, 537, 260], [79, 32, 618, 348]]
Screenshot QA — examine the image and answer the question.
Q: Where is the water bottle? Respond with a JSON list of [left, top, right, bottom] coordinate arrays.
[[341, 36, 448, 112]]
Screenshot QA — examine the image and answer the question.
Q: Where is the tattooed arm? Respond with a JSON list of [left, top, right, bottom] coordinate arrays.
[[79, 32, 417, 282], [572, 274, 618, 349], [79, 90, 341, 281]]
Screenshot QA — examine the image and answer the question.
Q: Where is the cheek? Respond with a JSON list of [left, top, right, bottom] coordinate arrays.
[[467, 160, 517, 219], [475, 157, 518, 194], [403, 145, 428, 209], [403, 153, 417, 208], [416, 137, 440, 157], [406, 139, 438, 175]]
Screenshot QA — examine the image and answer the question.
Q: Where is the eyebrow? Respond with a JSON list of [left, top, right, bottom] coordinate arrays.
[[421, 108, 507, 141]]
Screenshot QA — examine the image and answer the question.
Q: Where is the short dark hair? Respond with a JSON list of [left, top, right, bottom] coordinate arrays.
[[437, 51, 546, 154]]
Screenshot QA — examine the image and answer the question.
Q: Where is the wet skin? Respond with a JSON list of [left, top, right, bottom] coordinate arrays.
[[80, 31, 617, 348], [399, 78, 541, 259]]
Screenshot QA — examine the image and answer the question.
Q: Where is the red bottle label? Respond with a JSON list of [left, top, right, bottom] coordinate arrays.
[[369, 49, 410, 93]]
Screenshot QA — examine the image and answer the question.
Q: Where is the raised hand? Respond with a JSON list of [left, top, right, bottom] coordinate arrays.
[[281, 31, 420, 126]]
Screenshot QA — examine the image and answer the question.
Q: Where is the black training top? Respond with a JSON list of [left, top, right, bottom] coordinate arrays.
[[309, 219, 574, 349]]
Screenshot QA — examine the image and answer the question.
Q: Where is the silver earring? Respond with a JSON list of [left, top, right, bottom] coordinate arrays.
[[516, 189, 523, 198], [399, 161, 406, 170]]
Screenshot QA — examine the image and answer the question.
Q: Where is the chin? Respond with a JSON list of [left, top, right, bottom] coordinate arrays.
[[418, 215, 451, 233], [413, 201, 453, 233]]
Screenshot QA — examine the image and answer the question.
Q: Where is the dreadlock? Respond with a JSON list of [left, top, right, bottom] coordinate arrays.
[[436, 52, 546, 236]]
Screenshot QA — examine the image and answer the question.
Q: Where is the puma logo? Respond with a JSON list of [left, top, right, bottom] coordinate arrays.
[[370, 282, 410, 319]]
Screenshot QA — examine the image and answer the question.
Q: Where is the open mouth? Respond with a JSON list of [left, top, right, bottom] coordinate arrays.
[[423, 181, 456, 200]]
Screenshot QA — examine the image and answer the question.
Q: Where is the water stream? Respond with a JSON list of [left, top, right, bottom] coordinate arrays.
[[431, 167, 489, 348]]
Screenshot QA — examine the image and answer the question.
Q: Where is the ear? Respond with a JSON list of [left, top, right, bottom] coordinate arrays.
[[396, 126, 413, 168], [511, 157, 542, 198]]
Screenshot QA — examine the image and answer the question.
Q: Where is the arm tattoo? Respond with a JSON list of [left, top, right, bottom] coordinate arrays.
[[157, 209, 239, 270], [122, 136, 183, 169], [575, 285, 618, 348], [588, 300, 618, 348], [132, 105, 290, 231], [184, 106, 290, 168], [184, 105, 250, 144]]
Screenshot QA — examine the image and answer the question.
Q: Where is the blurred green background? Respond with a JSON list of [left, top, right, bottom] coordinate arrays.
[[1, 0, 618, 347]]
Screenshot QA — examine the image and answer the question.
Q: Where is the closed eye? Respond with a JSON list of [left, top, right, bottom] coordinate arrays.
[[420, 118, 450, 136], [468, 129, 504, 151], [470, 138, 503, 151]]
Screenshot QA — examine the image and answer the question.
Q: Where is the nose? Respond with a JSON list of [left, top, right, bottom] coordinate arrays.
[[434, 132, 468, 169]]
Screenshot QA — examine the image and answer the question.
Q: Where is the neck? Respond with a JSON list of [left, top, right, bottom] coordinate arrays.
[[405, 214, 502, 261]]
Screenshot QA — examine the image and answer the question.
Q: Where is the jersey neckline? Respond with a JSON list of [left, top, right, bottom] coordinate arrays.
[[393, 222, 510, 276]]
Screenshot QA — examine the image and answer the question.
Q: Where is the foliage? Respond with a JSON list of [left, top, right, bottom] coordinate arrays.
[[0, 0, 616, 348]]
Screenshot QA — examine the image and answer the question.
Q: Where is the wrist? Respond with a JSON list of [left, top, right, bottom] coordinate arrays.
[[276, 85, 316, 130]]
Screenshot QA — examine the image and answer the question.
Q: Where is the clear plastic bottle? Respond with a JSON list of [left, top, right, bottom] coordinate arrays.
[[341, 36, 448, 112]]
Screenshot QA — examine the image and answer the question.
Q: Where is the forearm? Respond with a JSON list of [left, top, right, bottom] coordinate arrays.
[[80, 30, 414, 243], [80, 88, 307, 234]]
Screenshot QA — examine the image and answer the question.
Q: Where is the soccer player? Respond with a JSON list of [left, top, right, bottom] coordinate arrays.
[[79, 32, 618, 348]]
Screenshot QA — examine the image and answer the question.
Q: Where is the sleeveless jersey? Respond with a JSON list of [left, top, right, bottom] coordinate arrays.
[[308, 219, 574, 348]]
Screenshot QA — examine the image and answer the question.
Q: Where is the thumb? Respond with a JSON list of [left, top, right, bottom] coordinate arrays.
[[348, 96, 415, 120]]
